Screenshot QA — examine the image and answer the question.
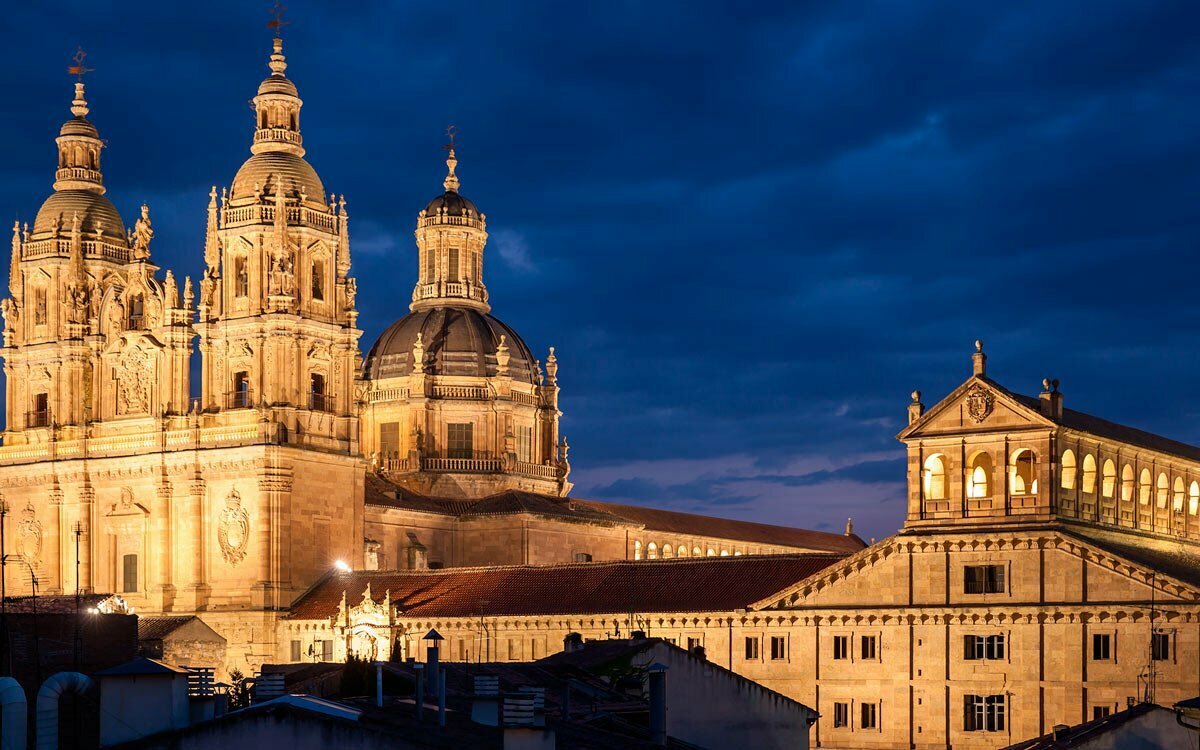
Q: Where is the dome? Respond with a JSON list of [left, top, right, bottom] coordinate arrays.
[[257, 74, 298, 97], [363, 307, 536, 382], [423, 190, 479, 218], [32, 190, 126, 241], [231, 151, 325, 203], [58, 116, 99, 139]]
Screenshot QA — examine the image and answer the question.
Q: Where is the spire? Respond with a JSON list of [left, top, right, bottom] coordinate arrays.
[[442, 125, 461, 192], [250, 28, 304, 156], [204, 186, 219, 273], [845, 517, 854, 536], [268, 36, 287, 76], [9, 222, 21, 301], [70, 82, 89, 118], [54, 48, 105, 194]]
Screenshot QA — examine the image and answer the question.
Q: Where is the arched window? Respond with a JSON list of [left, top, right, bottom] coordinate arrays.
[[1122, 464, 1135, 502], [720, 549, 729, 557], [634, 540, 642, 560], [1173, 477, 1185, 512], [1061, 450, 1077, 490], [693, 546, 702, 557], [967, 453, 992, 499], [1081, 455, 1097, 494], [311, 257, 325, 301], [1190, 482, 1199, 515], [1138, 469, 1152, 505], [676, 545, 688, 558], [662, 544, 673, 559], [235, 256, 249, 298], [1102, 459, 1116, 498], [923, 455, 947, 501], [707, 548, 716, 557], [127, 294, 144, 329], [1156, 472, 1169, 509], [309, 373, 328, 412], [1010, 449, 1038, 496], [647, 542, 657, 560]]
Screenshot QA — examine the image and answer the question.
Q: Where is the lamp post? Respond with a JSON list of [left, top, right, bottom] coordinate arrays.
[[72, 521, 84, 670]]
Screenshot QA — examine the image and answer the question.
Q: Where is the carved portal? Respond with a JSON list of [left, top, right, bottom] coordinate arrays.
[[217, 489, 250, 565]]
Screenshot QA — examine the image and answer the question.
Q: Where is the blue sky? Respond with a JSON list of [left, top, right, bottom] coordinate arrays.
[[3, 2, 1200, 541]]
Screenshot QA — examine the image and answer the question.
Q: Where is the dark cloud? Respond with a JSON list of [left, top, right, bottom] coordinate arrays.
[[3, 2, 1200, 541]]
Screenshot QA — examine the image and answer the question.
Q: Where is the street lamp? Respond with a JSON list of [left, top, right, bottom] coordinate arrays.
[[333, 560, 351, 573]]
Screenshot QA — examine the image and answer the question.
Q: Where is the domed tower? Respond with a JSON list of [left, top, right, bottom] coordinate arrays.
[[196, 35, 361, 447], [1, 70, 195, 443], [361, 144, 570, 497]]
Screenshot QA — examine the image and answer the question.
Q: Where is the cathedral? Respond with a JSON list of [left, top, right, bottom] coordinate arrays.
[[9, 33, 1200, 750], [0, 37, 860, 670]]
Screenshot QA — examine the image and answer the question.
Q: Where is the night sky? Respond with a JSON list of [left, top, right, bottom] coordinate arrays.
[[3, 2, 1200, 542]]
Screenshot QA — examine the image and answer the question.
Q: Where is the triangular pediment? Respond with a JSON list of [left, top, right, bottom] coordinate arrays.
[[898, 376, 1053, 440]]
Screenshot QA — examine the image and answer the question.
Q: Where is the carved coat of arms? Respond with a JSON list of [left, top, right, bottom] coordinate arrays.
[[17, 503, 42, 564], [965, 384, 994, 423], [217, 489, 250, 565]]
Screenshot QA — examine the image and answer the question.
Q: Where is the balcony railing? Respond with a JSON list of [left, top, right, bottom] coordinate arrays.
[[309, 393, 334, 413], [226, 390, 254, 410], [25, 410, 50, 428]]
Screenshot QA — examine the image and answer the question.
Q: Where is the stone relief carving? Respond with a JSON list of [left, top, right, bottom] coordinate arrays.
[[217, 489, 250, 565], [115, 345, 153, 415], [17, 503, 41, 565], [965, 384, 994, 423]]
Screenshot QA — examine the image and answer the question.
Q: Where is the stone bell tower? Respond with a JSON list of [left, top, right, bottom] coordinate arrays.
[[195, 35, 361, 445]]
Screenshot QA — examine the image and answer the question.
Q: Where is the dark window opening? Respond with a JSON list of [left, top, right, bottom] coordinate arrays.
[[964, 564, 1006, 594], [122, 553, 138, 593]]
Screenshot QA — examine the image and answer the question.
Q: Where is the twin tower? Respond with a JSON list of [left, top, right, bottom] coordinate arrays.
[[0, 37, 568, 624]]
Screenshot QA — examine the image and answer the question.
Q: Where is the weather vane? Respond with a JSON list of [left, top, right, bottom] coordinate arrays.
[[267, 0, 291, 37], [67, 46, 93, 81], [444, 125, 458, 151]]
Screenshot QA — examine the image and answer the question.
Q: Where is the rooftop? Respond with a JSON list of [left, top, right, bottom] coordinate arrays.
[[288, 553, 846, 620]]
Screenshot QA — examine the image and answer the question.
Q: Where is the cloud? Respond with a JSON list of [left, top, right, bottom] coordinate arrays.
[[491, 228, 536, 273]]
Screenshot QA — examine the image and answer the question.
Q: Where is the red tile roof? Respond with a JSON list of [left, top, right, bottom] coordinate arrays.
[[366, 474, 865, 553], [577, 499, 867, 553], [288, 553, 846, 621], [137, 616, 199, 641]]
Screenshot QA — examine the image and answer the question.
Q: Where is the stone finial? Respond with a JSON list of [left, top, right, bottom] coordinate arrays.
[[1039, 377, 1063, 419], [70, 81, 89, 118], [971, 339, 987, 377], [412, 332, 425, 374], [268, 36, 287, 76], [183, 276, 194, 310], [495, 334, 510, 375], [535, 359, 544, 386], [545, 347, 558, 385], [444, 148, 460, 193], [10, 221, 21, 300], [907, 390, 924, 425], [845, 517, 854, 536]]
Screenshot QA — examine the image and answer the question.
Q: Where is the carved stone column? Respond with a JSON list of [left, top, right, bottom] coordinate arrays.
[[75, 479, 94, 594], [149, 479, 175, 611], [252, 463, 292, 610], [179, 470, 210, 611], [47, 484, 63, 595]]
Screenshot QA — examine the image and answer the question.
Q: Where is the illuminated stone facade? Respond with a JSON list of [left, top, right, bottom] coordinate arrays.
[[291, 345, 1200, 749], [0, 38, 858, 674]]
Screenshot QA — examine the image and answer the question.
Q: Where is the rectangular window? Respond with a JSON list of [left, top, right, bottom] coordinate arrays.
[[32, 287, 47, 325], [573, 552, 592, 563], [833, 702, 849, 728], [966, 634, 1006, 660], [321, 640, 333, 662], [1152, 632, 1170, 661], [770, 636, 787, 660], [311, 258, 325, 301], [964, 564, 1006, 594], [379, 422, 400, 459], [965, 694, 1006, 732], [231, 371, 251, 409], [1093, 705, 1111, 720], [687, 637, 702, 651], [122, 553, 138, 593], [745, 636, 760, 660], [235, 257, 249, 297], [861, 635, 877, 660], [860, 702, 877, 730], [457, 639, 468, 661], [448, 248, 460, 280], [516, 425, 533, 463], [424, 249, 435, 282], [833, 635, 849, 660], [1092, 633, 1111, 661], [29, 392, 50, 428], [290, 640, 301, 662], [508, 639, 520, 661], [447, 423, 473, 459]]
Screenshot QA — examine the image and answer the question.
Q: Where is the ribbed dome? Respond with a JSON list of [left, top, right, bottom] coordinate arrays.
[[231, 152, 325, 202], [32, 190, 126, 241], [257, 74, 298, 97], [58, 117, 99, 139], [423, 190, 479, 218], [363, 307, 536, 382]]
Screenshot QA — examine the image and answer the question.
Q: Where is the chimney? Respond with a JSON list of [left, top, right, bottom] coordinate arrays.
[[907, 390, 923, 424], [471, 675, 500, 727], [1052, 724, 1070, 740], [972, 340, 987, 377], [423, 629, 444, 698], [563, 632, 584, 653], [1039, 378, 1062, 420], [648, 663, 668, 746], [690, 645, 706, 661], [630, 630, 647, 642]]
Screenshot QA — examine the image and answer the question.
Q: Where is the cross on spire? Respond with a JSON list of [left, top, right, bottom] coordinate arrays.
[[443, 124, 458, 152], [267, 0, 291, 38], [67, 46, 93, 81]]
